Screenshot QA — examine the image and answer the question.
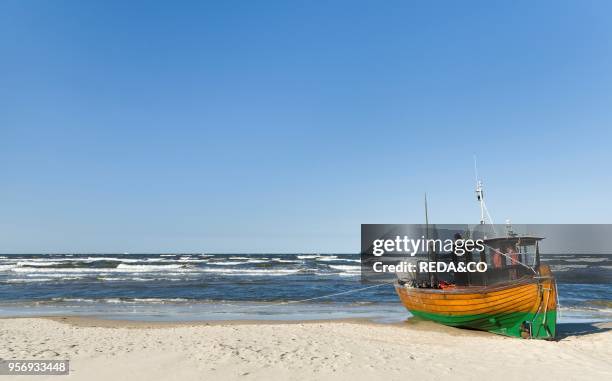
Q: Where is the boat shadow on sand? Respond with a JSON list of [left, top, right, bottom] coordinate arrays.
[[401, 317, 611, 341], [556, 322, 611, 339]]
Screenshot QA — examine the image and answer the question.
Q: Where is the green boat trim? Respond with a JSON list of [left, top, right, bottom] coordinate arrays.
[[410, 309, 557, 339]]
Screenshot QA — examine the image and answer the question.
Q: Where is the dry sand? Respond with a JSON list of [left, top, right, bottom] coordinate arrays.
[[1, 317, 610, 381]]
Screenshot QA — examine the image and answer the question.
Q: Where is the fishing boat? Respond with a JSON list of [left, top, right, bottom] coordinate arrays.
[[394, 176, 557, 339]]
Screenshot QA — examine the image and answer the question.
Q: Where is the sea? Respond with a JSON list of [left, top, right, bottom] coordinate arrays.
[[0, 254, 610, 324]]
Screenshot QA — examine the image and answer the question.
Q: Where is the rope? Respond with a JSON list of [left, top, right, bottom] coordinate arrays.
[[224, 280, 397, 313], [531, 282, 545, 338], [218, 244, 537, 316]]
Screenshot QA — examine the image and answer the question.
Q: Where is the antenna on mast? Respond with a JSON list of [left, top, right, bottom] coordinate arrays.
[[473, 156, 495, 229]]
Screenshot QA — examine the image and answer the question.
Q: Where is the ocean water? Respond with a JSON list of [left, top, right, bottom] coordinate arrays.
[[0, 254, 610, 323]]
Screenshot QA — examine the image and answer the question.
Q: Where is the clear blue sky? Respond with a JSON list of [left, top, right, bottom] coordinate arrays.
[[1, 1, 610, 253]]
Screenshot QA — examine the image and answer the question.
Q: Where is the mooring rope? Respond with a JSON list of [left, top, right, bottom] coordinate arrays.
[[223, 280, 397, 313], [221, 244, 541, 316]]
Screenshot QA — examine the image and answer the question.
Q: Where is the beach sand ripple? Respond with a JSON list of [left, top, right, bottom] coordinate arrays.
[[0, 318, 610, 380]]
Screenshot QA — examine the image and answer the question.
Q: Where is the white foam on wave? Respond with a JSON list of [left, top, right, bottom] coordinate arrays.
[[302, 255, 359, 262], [116, 264, 187, 271], [328, 265, 361, 272], [551, 264, 589, 272], [51, 297, 121, 304], [51, 297, 192, 304], [90, 257, 141, 262], [98, 276, 147, 281], [16, 261, 63, 267], [13, 256, 175, 264], [20, 273, 92, 279], [11, 267, 59, 273], [207, 261, 251, 266], [560, 305, 612, 316], [210, 258, 276, 265], [272, 258, 300, 263], [571, 257, 608, 263], [315, 255, 338, 261], [201, 268, 301, 276], [9, 256, 142, 263], [0, 264, 17, 271], [176, 259, 208, 263], [72, 257, 137, 262], [318, 257, 359, 263], [2, 278, 56, 283], [159, 272, 200, 277], [11, 267, 108, 273], [131, 298, 191, 303], [99, 276, 189, 282], [4, 275, 86, 283], [11, 263, 192, 273], [297, 255, 321, 259], [313, 271, 360, 277]]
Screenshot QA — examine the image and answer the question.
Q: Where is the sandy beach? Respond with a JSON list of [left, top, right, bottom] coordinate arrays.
[[0, 318, 610, 381]]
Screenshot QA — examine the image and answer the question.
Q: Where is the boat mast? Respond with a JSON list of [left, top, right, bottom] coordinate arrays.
[[424, 193, 429, 234], [474, 156, 485, 224], [424, 193, 438, 286], [424, 193, 430, 261], [474, 156, 495, 227]]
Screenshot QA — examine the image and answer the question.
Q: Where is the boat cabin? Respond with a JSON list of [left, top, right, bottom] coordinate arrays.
[[473, 235, 543, 286], [408, 235, 544, 288]]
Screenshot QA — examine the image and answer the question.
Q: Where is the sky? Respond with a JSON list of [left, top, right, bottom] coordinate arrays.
[[1, 1, 611, 253]]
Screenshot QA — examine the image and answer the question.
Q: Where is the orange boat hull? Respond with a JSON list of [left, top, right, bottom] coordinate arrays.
[[395, 266, 557, 339]]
